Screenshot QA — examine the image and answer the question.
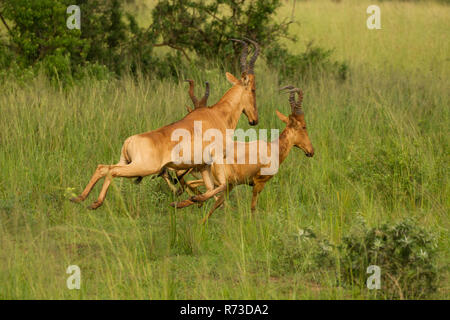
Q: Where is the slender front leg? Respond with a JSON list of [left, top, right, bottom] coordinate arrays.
[[250, 181, 267, 212], [160, 169, 179, 194], [201, 185, 233, 224], [171, 166, 217, 208]]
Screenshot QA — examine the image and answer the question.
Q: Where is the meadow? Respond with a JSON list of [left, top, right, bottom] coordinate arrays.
[[0, 0, 448, 299]]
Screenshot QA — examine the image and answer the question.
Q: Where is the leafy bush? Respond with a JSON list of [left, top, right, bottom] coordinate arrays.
[[1, 0, 87, 67], [0, 0, 346, 82], [151, 0, 291, 69], [339, 217, 438, 299], [271, 227, 335, 276]]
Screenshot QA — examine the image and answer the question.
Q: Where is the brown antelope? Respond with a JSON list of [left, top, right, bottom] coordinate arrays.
[[70, 39, 260, 210], [159, 79, 211, 195], [180, 86, 314, 223]]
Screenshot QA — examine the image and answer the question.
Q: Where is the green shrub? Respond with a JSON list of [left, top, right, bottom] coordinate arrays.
[[1, 0, 87, 66], [151, 0, 290, 69], [271, 227, 335, 276], [339, 217, 438, 299], [0, 0, 346, 82]]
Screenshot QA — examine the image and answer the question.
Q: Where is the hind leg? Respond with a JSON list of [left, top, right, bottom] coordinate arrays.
[[87, 163, 161, 210], [70, 163, 118, 203], [71, 150, 129, 203]]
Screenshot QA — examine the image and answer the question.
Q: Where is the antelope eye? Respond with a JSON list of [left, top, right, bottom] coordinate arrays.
[[303, 126, 307, 130]]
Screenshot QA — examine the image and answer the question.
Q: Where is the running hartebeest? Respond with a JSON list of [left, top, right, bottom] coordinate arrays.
[[180, 86, 314, 223], [70, 38, 260, 210], [157, 79, 210, 195]]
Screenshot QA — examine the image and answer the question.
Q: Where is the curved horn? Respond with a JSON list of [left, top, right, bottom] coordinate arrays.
[[295, 88, 303, 109], [231, 39, 248, 73], [280, 85, 296, 112], [185, 79, 199, 108], [243, 37, 260, 74], [198, 81, 210, 108], [288, 87, 303, 115], [280, 86, 303, 114]]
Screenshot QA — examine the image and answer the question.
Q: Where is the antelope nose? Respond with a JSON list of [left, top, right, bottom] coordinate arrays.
[[249, 120, 258, 126], [306, 149, 314, 157]]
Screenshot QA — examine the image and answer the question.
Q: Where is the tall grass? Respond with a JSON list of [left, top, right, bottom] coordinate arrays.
[[0, 0, 448, 299]]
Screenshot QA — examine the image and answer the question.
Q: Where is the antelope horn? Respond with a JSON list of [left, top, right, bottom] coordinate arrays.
[[280, 86, 303, 115], [243, 37, 260, 74], [280, 85, 296, 112], [231, 39, 248, 74], [295, 88, 303, 109], [185, 79, 199, 108], [198, 81, 210, 108]]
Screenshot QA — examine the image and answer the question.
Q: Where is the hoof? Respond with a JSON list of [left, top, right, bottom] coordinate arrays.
[[190, 195, 200, 203], [87, 202, 102, 210], [170, 199, 195, 209], [175, 188, 184, 197], [70, 196, 83, 203]]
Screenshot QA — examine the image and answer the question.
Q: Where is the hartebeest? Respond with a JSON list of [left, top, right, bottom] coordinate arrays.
[[179, 86, 314, 223], [70, 39, 260, 209], [159, 79, 211, 195]]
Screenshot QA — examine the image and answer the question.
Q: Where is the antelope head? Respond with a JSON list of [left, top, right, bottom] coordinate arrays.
[[227, 38, 260, 126], [277, 86, 314, 157], [185, 79, 210, 113]]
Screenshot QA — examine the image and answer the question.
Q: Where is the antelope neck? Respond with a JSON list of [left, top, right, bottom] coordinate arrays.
[[211, 85, 244, 129]]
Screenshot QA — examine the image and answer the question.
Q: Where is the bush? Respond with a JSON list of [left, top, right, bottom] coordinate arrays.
[[151, 0, 291, 69], [271, 227, 335, 276], [339, 217, 438, 299], [1, 0, 87, 67], [0, 0, 346, 83]]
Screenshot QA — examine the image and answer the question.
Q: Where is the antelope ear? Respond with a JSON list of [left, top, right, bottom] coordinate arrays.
[[226, 72, 240, 85], [276, 110, 289, 124]]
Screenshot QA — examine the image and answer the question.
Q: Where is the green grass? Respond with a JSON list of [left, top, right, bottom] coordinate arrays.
[[0, 0, 448, 299]]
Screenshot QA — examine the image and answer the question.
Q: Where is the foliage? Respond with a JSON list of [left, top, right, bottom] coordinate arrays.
[[1, 0, 87, 67], [151, 0, 291, 70], [77, 0, 157, 76], [271, 227, 335, 275], [0, 0, 159, 83], [339, 217, 439, 299], [0, 0, 346, 83]]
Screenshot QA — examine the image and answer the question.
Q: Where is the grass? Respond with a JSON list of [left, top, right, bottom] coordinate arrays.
[[0, 0, 448, 299]]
